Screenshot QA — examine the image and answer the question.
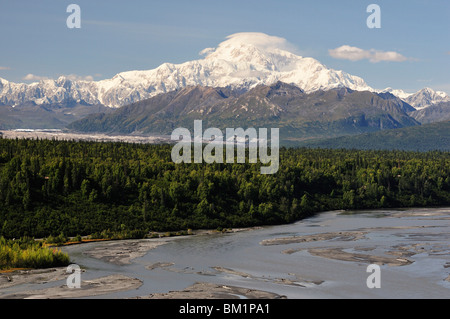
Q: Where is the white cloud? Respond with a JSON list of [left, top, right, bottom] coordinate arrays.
[[64, 74, 94, 81], [329, 45, 409, 63], [199, 47, 215, 57], [23, 74, 49, 81], [197, 32, 305, 59], [223, 32, 301, 55], [23, 73, 95, 82]]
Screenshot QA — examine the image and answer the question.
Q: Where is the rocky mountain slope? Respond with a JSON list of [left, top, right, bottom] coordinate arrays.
[[409, 101, 450, 124], [67, 82, 420, 141]]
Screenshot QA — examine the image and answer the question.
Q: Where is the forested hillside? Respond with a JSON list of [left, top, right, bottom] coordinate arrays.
[[294, 120, 450, 151], [1, 137, 449, 238]]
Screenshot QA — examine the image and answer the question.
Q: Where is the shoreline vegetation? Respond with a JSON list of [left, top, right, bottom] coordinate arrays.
[[0, 236, 69, 271], [1, 137, 450, 271]]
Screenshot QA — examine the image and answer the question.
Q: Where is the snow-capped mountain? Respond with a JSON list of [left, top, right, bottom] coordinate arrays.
[[379, 87, 412, 101], [404, 88, 450, 110], [0, 32, 447, 110], [380, 87, 450, 109], [0, 76, 100, 106], [0, 33, 373, 108]]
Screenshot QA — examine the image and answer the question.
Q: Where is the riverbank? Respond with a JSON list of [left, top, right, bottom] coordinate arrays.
[[0, 238, 163, 298], [0, 226, 262, 298], [0, 267, 68, 290], [1, 272, 142, 299]]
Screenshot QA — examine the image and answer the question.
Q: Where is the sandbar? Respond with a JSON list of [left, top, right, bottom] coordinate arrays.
[[132, 282, 286, 299]]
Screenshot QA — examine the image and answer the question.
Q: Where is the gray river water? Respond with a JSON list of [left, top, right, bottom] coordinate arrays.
[[3, 207, 450, 299]]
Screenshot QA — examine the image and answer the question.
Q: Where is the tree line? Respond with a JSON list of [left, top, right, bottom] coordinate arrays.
[[0, 137, 449, 239]]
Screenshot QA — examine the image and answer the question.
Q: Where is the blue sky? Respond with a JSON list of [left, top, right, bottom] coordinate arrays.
[[0, 0, 449, 93]]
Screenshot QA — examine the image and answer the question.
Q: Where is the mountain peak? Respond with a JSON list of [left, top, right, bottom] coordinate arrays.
[[200, 32, 305, 77], [419, 87, 448, 98], [406, 87, 450, 110]]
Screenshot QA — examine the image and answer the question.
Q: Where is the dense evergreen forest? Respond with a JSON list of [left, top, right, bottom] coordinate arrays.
[[0, 137, 449, 239]]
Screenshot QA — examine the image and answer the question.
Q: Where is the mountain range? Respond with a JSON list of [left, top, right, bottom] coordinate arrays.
[[1, 32, 449, 149], [1, 33, 448, 110]]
